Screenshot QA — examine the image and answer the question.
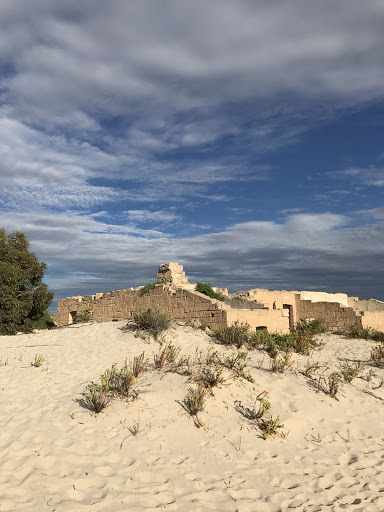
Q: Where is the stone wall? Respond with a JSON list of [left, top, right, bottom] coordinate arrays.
[[348, 297, 384, 312], [56, 284, 228, 329], [295, 297, 362, 333], [300, 291, 349, 308], [360, 311, 384, 331], [56, 261, 384, 335], [225, 308, 290, 334], [56, 282, 290, 333]]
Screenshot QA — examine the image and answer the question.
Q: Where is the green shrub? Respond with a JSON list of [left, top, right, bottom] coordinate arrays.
[[216, 351, 255, 382], [214, 322, 251, 348], [133, 308, 171, 339], [0, 229, 53, 335], [300, 318, 326, 335], [140, 281, 164, 296], [340, 360, 363, 382], [184, 385, 206, 415], [270, 352, 293, 373], [195, 282, 225, 301], [75, 309, 93, 323], [153, 343, 181, 369], [328, 372, 342, 398], [30, 310, 56, 330], [370, 343, 384, 367], [259, 415, 285, 440], [349, 327, 384, 342]]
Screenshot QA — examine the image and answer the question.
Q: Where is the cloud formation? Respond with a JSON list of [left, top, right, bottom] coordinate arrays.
[[0, 1, 383, 304]]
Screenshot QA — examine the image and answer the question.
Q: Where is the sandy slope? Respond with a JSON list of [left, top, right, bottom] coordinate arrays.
[[0, 322, 383, 512]]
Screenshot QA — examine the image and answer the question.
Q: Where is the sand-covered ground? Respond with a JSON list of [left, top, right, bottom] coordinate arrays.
[[0, 321, 383, 511]]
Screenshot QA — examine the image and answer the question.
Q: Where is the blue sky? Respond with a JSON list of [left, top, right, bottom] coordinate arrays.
[[0, 0, 383, 307]]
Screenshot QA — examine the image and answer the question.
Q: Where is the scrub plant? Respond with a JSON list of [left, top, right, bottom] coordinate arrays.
[[184, 385, 207, 416], [75, 309, 93, 323], [131, 352, 148, 378], [217, 351, 255, 383], [133, 308, 171, 339], [340, 360, 363, 383], [214, 322, 251, 348], [328, 372, 342, 398], [370, 343, 384, 367], [258, 415, 285, 440], [270, 352, 293, 373], [194, 365, 225, 394], [31, 354, 45, 367]]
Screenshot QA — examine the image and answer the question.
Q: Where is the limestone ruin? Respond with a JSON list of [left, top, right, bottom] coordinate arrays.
[[56, 262, 384, 333]]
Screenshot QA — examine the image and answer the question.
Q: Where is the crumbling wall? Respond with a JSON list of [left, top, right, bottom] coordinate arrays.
[[348, 297, 384, 312], [299, 291, 349, 308], [225, 308, 290, 333], [360, 311, 384, 331], [295, 297, 362, 333], [56, 285, 228, 329]]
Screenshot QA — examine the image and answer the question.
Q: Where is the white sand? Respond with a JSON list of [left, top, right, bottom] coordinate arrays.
[[0, 322, 383, 511]]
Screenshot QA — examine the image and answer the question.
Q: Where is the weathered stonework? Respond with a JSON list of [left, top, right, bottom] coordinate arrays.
[[57, 262, 384, 334]]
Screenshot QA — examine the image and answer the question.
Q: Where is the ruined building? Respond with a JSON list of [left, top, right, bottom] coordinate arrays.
[[56, 262, 384, 333]]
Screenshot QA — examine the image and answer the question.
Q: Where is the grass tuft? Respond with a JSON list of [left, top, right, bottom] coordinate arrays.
[[31, 354, 45, 367]]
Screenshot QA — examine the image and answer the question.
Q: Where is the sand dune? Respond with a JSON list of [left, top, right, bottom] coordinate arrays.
[[0, 322, 383, 511]]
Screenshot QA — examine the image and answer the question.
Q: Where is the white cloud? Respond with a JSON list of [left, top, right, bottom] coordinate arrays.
[[126, 210, 179, 224], [0, 116, 118, 186], [340, 167, 384, 187]]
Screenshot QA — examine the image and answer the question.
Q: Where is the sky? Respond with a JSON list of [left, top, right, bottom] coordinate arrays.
[[0, 0, 384, 308]]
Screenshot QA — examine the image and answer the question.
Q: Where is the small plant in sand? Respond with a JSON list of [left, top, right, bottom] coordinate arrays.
[[270, 351, 293, 373], [184, 384, 207, 416], [131, 352, 148, 378], [128, 420, 141, 436], [235, 390, 271, 420], [86, 383, 110, 413], [31, 354, 45, 367], [214, 322, 251, 348], [153, 343, 184, 370], [340, 360, 363, 383], [110, 361, 136, 397], [328, 372, 342, 398], [370, 343, 384, 367], [303, 360, 322, 378], [133, 308, 171, 340], [194, 365, 225, 394], [258, 415, 285, 440], [199, 317, 209, 331], [217, 351, 255, 383]]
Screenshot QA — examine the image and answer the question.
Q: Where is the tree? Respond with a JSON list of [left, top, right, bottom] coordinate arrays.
[[0, 229, 54, 335]]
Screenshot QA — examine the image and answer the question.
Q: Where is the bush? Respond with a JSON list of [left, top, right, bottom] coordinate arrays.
[[214, 322, 251, 348], [300, 318, 326, 335], [75, 309, 93, 323], [30, 310, 56, 330], [370, 343, 384, 367], [140, 281, 164, 296], [0, 229, 54, 335], [133, 308, 171, 339], [349, 327, 384, 342], [184, 385, 206, 416], [340, 360, 363, 383], [195, 282, 225, 301]]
